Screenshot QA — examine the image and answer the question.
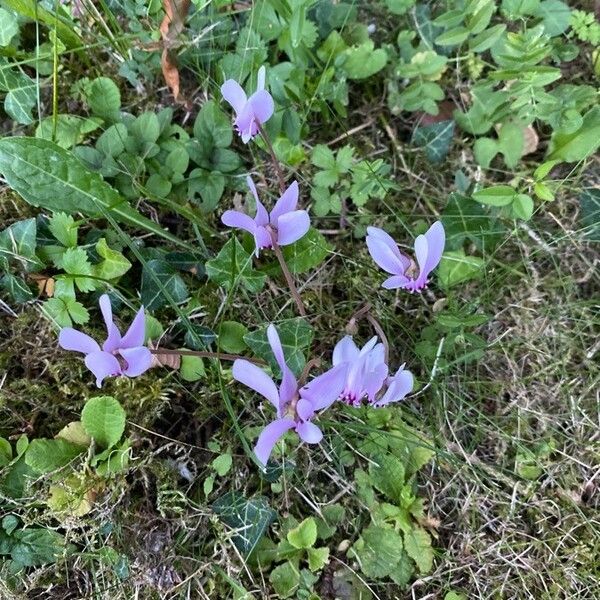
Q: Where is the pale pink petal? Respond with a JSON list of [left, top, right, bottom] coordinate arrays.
[[256, 66, 266, 91], [59, 328, 100, 355], [232, 359, 280, 410], [221, 79, 247, 115], [422, 221, 445, 275], [120, 306, 146, 348], [276, 210, 310, 246], [266, 324, 297, 407], [119, 346, 152, 377], [374, 367, 414, 407], [85, 351, 121, 388], [254, 418, 295, 466], [246, 176, 269, 226], [248, 89, 274, 125], [270, 181, 299, 222], [366, 233, 409, 276], [296, 398, 315, 421], [296, 421, 323, 444], [99, 294, 121, 353], [382, 274, 411, 289], [300, 364, 348, 411], [366, 227, 411, 271], [222, 210, 257, 235], [332, 336, 360, 366]]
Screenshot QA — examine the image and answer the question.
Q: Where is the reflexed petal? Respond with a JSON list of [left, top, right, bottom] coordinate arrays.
[[120, 306, 146, 348], [99, 294, 121, 352], [267, 324, 297, 406], [119, 346, 152, 377], [375, 368, 414, 407], [301, 364, 348, 411], [58, 328, 100, 354], [232, 359, 280, 410], [364, 362, 388, 402], [256, 65, 266, 91], [382, 274, 411, 289], [84, 351, 121, 388], [254, 226, 273, 256], [270, 180, 299, 222], [296, 421, 323, 444], [248, 89, 274, 124], [423, 221, 445, 275], [221, 79, 247, 115], [222, 210, 257, 235], [359, 336, 379, 356], [235, 103, 255, 142], [276, 210, 310, 246], [296, 398, 315, 421], [254, 418, 295, 466], [332, 336, 360, 366], [246, 176, 269, 226], [366, 234, 409, 276], [366, 227, 411, 271]]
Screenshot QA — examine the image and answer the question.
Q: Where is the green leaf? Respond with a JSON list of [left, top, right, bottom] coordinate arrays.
[[0, 138, 186, 247], [212, 492, 276, 556], [579, 189, 600, 242], [218, 321, 248, 354], [307, 546, 330, 571], [179, 355, 206, 381], [0, 59, 37, 125], [211, 453, 233, 477], [469, 24, 507, 52], [402, 526, 434, 574], [85, 77, 121, 121], [44, 296, 89, 327], [311, 144, 336, 170], [146, 173, 171, 198], [341, 41, 388, 80], [435, 26, 470, 46], [368, 453, 406, 503], [0, 438, 12, 467], [280, 228, 330, 274], [535, 0, 571, 36], [206, 237, 266, 293], [48, 212, 78, 247], [287, 518, 317, 550], [194, 100, 233, 149], [0, 8, 19, 46], [0, 273, 33, 303], [244, 318, 313, 377], [81, 396, 126, 449], [35, 115, 101, 149], [93, 238, 131, 280], [0, 218, 39, 271], [472, 185, 516, 206], [512, 194, 534, 220], [141, 259, 189, 311], [131, 112, 160, 144], [188, 168, 225, 212], [350, 525, 405, 579], [96, 123, 128, 157], [412, 120, 455, 164], [269, 561, 300, 598], [384, 0, 415, 16], [438, 250, 485, 288], [548, 106, 600, 162], [25, 439, 86, 473], [7, 527, 66, 568], [61, 247, 96, 292]]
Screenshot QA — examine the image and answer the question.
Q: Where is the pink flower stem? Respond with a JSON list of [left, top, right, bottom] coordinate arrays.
[[149, 348, 265, 365], [258, 123, 285, 195]]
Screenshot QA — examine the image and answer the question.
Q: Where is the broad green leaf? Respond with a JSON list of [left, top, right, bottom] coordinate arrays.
[[472, 185, 516, 206], [96, 123, 128, 157], [48, 212, 78, 247], [7, 527, 66, 569], [141, 259, 189, 311], [579, 189, 600, 242], [244, 318, 313, 377], [0, 273, 33, 303], [0, 438, 12, 467], [307, 546, 330, 571], [81, 396, 126, 449], [194, 100, 232, 148], [0, 138, 187, 247], [435, 26, 469, 46], [548, 106, 600, 162], [180, 355, 206, 381], [206, 237, 266, 293], [25, 439, 86, 473], [211, 453, 233, 477], [341, 41, 388, 80], [350, 525, 405, 579], [368, 453, 406, 503], [218, 321, 248, 354], [35, 115, 101, 149], [512, 194, 534, 220], [0, 59, 36, 124], [280, 227, 330, 274], [57, 422, 91, 447], [438, 250, 485, 288], [384, 0, 415, 15], [311, 144, 336, 170], [0, 218, 39, 271], [44, 296, 89, 327], [269, 561, 300, 598], [469, 24, 506, 52], [188, 168, 225, 212], [535, 0, 571, 36], [287, 518, 317, 550], [0, 8, 19, 46], [402, 526, 434, 574], [131, 112, 160, 144], [85, 77, 121, 121], [93, 238, 131, 280], [212, 492, 276, 556], [412, 120, 454, 164]]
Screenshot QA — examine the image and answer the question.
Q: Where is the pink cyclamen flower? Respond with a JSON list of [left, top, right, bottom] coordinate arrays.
[[332, 335, 388, 406], [232, 324, 346, 467], [372, 364, 414, 408], [58, 294, 152, 388], [221, 66, 274, 143], [222, 176, 310, 256], [366, 221, 445, 292]]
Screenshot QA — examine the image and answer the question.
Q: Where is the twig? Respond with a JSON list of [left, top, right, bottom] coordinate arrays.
[[149, 347, 264, 365], [366, 314, 390, 364], [269, 228, 307, 317], [258, 123, 285, 194]]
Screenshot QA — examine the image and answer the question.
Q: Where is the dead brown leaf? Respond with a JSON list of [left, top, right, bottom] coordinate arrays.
[[160, 0, 191, 102], [29, 273, 55, 297], [522, 125, 539, 156], [149, 341, 181, 370]]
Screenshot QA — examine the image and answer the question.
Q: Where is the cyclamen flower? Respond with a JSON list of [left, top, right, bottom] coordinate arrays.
[[222, 176, 310, 256], [58, 294, 152, 388], [332, 335, 388, 406], [366, 221, 445, 292], [232, 324, 346, 467], [372, 364, 414, 408], [221, 66, 274, 143]]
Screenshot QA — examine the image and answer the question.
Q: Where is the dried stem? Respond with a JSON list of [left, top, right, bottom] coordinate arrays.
[[258, 123, 285, 194], [268, 228, 307, 317], [345, 303, 390, 363], [149, 347, 264, 365]]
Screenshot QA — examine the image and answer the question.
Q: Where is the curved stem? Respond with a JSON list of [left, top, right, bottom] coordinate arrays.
[[149, 347, 265, 365], [258, 123, 285, 194], [269, 229, 307, 317]]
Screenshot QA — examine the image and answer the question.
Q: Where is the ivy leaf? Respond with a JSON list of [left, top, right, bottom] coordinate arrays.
[[212, 492, 276, 556], [25, 439, 86, 474], [93, 238, 131, 280], [206, 237, 266, 293], [0, 218, 40, 272], [141, 259, 189, 311], [244, 318, 313, 377], [412, 120, 455, 164], [0, 273, 33, 303], [0, 8, 19, 46], [281, 228, 330, 274], [81, 396, 126, 449], [579, 189, 600, 242], [0, 59, 37, 124]]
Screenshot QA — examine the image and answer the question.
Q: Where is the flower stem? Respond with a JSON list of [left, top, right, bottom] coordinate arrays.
[[258, 124, 285, 195], [149, 348, 264, 365], [269, 229, 307, 317]]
